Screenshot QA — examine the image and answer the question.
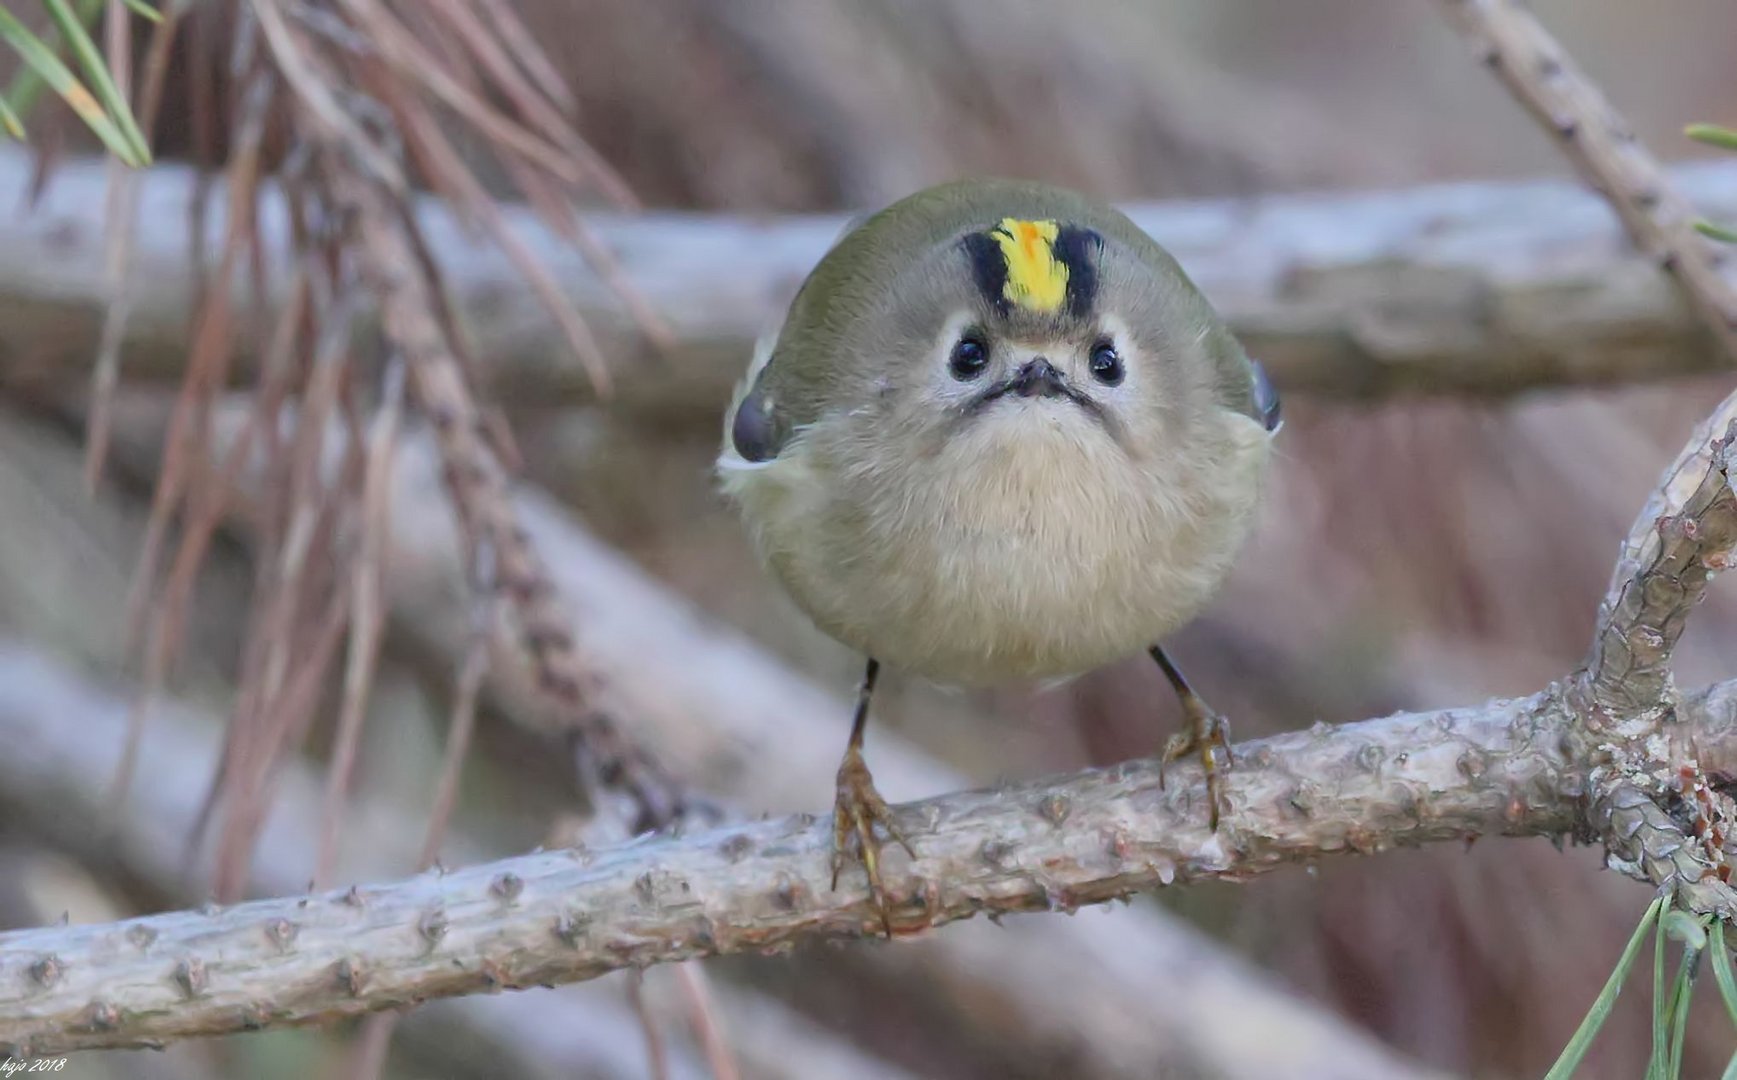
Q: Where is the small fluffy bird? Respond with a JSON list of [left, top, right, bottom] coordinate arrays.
[[719, 179, 1280, 930]]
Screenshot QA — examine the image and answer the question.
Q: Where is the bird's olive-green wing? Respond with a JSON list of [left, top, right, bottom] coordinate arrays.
[[727, 206, 901, 463]]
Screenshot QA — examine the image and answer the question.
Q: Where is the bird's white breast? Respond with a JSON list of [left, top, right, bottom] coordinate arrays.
[[723, 401, 1270, 686]]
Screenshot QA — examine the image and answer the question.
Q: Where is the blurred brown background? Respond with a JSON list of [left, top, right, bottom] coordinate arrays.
[[6, 1, 1737, 1078]]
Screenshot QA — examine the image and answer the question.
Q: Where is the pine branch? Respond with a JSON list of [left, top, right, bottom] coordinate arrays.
[[6, 148, 1737, 408], [1436, 0, 1737, 920], [1437, 0, 1737, 365], [0, 667, 1734, 1055]]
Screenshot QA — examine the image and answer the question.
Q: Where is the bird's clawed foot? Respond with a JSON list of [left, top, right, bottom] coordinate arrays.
[[831, 744, 915, 936], [1159, 702, 1234, 831]]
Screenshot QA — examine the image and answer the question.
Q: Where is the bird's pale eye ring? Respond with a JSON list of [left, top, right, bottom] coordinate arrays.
[[1088, 338, 1124, 386], [949, 331, 990, 381]]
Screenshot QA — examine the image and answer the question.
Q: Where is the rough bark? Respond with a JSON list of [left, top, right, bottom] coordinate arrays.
[[5, 147, 1737, 411], [0, 669, 1733, 1055]]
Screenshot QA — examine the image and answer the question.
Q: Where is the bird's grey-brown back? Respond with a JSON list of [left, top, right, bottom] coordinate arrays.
[[719, 178, 1277, 685]]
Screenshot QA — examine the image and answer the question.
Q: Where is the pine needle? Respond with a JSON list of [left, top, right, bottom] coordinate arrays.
[[0, 3, 141, 164], [1698, 221, 1737, 245], [1687, 123, 1737, 152], [1662, 912, 1708, 1080], [1650, 893, 1672, 1080], [120, 0, 160, 24], [0, 92, 23, 138], [39, 0, 151, 163], [1544, 896, 1664, 1080], [2, 0, 100, 127]]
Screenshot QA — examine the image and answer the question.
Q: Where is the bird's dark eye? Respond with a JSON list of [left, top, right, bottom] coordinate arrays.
[[1089, 339, 1124, 386], [949, 332, 989, 381]]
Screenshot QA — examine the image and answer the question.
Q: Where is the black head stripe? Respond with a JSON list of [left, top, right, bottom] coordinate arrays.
[[1052, 226, 1103, 319], [963, 231, 1011, 316]]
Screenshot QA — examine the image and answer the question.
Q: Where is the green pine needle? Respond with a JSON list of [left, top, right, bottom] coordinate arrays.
[[1697, 221, 1737, 245], [2, 0, 100, 125], [0, 3, 141, 166], [1687, 123, 1737, 152], [39, 0, 150, 164], [0, 91, 23, 140], [1544, 896, 1665, 1080], [1713, 922, 1737, 1080], [120, 0, 162, 24], [1665, 925, 1706, 1080], [1651, 893, 1673, 1080], [1712, 922, 1737, 1028]]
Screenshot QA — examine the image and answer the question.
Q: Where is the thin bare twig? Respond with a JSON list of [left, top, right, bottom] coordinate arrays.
[[82, 0, 134, 494], [674, 965, 740, 1080], [252, 0, 403, 192], [474, 0, 575, 113], [316, 356, 406, 888], [111, 66, 275, 809], [244, 0, 685, 840], [421, 0, 600, 182], [83, 0, 182, 492], [335, 164, 682, 830], [333, 0, 634, 207], [1437, 0, 1737, 362], [417, 606, 488, 870], [383, 86, 613, 393], [626, 973, 673, 1080]]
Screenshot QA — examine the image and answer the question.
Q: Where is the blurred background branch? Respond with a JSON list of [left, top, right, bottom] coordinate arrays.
[[6, 149, 1737, 408], [1438, 0, 1737, 362]]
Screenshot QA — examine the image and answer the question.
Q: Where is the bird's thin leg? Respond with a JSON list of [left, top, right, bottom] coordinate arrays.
[[1150, 645, 1233, 829], [830, 657, 915, 936]]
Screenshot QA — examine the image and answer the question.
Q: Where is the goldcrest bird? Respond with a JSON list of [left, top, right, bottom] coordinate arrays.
[[718, 178, 1280, 932]]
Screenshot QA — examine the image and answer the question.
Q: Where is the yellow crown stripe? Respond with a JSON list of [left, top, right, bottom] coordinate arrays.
[[990, 218, 1068, 314]]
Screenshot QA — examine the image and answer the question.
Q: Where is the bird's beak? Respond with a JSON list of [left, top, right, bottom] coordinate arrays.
[[1011, 358, 1067, 398], [956, 355, 1113, 435]]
